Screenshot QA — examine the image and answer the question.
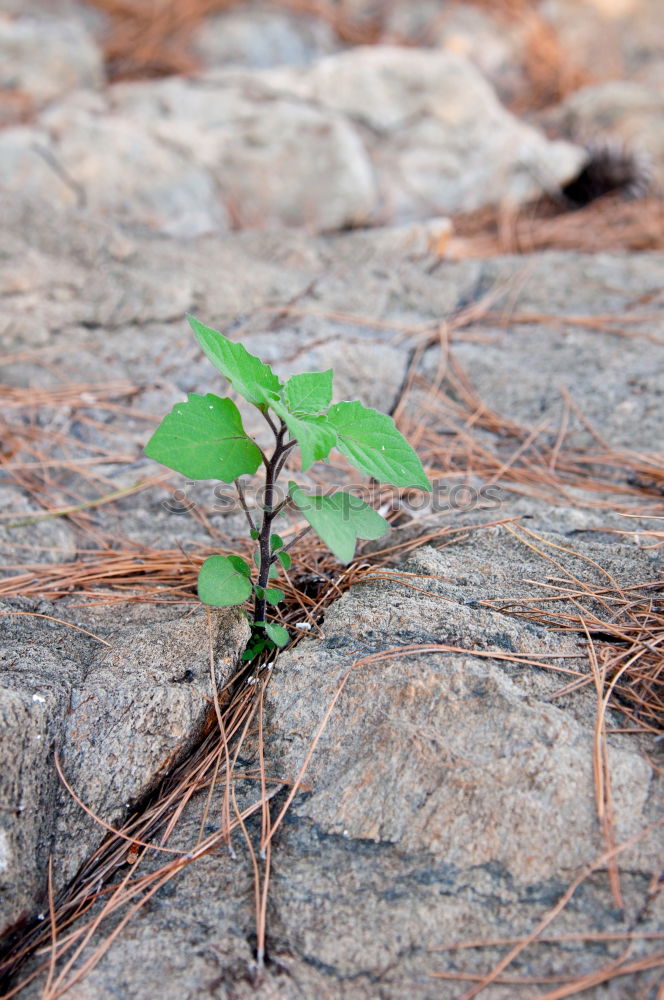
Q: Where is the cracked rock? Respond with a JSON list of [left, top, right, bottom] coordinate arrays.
[[0, 604, 249, 935]]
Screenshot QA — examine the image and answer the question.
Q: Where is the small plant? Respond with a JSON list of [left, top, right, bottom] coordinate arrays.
[[145, 316, 430, 656]]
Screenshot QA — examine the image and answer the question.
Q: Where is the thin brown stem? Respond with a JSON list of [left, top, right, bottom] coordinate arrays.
[[253, 423, 290, 624], [271, 525, 312, 563], [234, 479, 256, 533]]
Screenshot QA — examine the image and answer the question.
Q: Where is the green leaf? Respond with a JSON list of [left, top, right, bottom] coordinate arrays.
[[265, 623, 289, 647], [228, 555, 251, 577], [250, 528, 260, 540], [277, 550, 292, 570], [290, 414, 337, 472], [284, 370, 333, 414], [262, 390, 336, 471], [270, 533, 284, 550], [265, 587, 284, 605], [327, 401, 430, 489], [144, 393, 262, 482], [188, 315, 280, 408], [198, 556, 253, 607], [289, 483, 389, 563], [254, 584, 265, 599]]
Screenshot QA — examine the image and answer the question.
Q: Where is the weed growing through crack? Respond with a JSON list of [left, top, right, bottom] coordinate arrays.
[[145, 316, 430, 656]]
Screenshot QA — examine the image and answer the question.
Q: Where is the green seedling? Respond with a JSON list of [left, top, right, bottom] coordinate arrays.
[[145, 316, 430, 655]]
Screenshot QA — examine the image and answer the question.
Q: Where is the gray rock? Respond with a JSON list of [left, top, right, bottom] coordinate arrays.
[[428, 251, 664, 454], [207, 98, 375, 232], [13, 529, 662, 998], [2, 196, 663, 549], [52, 608, 249, 886], [0, 128, 80, 221], [0, 489, 78, 568], [268, 540, 659, 859], [0, 14, 103, 105], [0, 47, 585, 236], [268, 46, 585, 216], [0, 604, 94, 936], [192, 2, 338, 69], [0, 604, 249, 934], [39, 99, 229, 238], [109, 73, 377, 233], [1, 8, 663, 996], [547, 80, 664, 186]]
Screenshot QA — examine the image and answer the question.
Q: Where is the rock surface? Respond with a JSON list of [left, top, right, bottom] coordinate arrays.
[[266, 47, 584, 217], [0, 603, 249, 936], [192, 1, 338, 69], [13, 530, 663, 999], [0, 47, 584, 235], [2, 201, 663, 996], [0, 13, 103, 108], [547, 80, 664, 186], [0, 8, 663, 998]]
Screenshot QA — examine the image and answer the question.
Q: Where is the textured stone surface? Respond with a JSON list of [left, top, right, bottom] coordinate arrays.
[[0, 47, 584, 235], [429, 251, 664, 453], [0, 602, 249, 935], [267, 536, 660, 853], [1, 16, 663, 994], [268, 47, 585, 217], [1, 196, 663, 555], [344, 0, 664, 98], [0, 603, 90, 937], [547, 80, 664, 185], [14, 530, 662, 999], [192, 1, 338, 69], [0, 13, 103, 105]]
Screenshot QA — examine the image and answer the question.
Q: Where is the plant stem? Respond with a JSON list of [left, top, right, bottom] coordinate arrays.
[[272, 439, 297, 482], [254, 422, 288, 624]]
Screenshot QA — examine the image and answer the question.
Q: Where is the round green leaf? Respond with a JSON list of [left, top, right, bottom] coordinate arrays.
[[144, 393, 262, 482], [198, 556, 253, 607], [228, 555, 251, 576], [265, 587, 284, 605], [265, 623, 289, 647]]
